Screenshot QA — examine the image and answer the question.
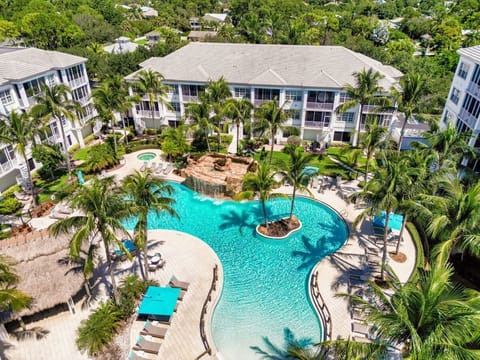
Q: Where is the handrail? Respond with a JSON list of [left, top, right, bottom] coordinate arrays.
[[310, 270, 333, 341], [195, 264, 219, 360]]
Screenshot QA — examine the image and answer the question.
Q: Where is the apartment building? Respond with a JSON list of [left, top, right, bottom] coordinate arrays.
[[125, 43, 402, 147], [0, 47, 96, 192], [442, 45, 480, 173]]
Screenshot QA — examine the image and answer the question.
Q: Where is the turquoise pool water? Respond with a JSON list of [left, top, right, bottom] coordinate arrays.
[[137, 152, 156, 161], [123, 182, 348, 359]]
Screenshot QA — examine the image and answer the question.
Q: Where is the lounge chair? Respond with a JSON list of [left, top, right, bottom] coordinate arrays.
[[141, 321, 167, 339], [163, 163, 173, 175], [178, 289, 186, 301], [132, 336, 161, 354], [57, 204, 73, 214], [140, 161, 148, 172], [148, 259, 166, 272], [352, 322, 370, 336], [14, 191, 31, 202], [155, 161, 163, 174], [128, 352, 150, 360], [169, 275, 189, 291], [353, 336, 371, 343], [49, 210, 69, 220]]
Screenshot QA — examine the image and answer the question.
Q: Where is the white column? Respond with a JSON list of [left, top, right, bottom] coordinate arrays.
[[76, 129, 85, 148], [250, 87, 256, 138], [178, 84, 185, 118], [300, 89, 308, 139]]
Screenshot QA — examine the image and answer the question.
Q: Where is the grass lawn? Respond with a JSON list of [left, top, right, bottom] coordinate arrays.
[[73, 146, 90, 161], [135, 39, 148, 45], [254, 150, 357, 179], [35, 172, 79, 203], [327, 146, 370, 173]]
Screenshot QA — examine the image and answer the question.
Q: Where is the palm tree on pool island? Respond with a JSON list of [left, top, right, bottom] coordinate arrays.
[[49, 177, 132, 303], [122, 170, 178, 280]]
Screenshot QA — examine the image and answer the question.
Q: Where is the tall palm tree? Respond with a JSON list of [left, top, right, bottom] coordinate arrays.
[[0, 254, 32, 313], [185, 99, 217, 153], [133, 69, 169, 130], [32, 83, 77, 179], [358, 117, 390, 183], [0, 111, 43, 204], [255, 99, 290, 164], [283, 145, 316, 223], [204, 77, 232, 152], [224, 97, 253, 154], [243, 161, 279, 231], [336, 68, 390, 147], [351, 152, 412, 280], [49, 177, 132, 303], [122, 170, 178, 280], [346, 264, 480, 359], [391, 73, 425, 152], [161, 125, 190, 161], [409, 177, 480, 265]]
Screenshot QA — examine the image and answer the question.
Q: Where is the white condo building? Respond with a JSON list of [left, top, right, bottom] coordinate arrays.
[[125, 43, 402, 146], [0, 47, 96, 192], [442, 45, 480, 173]]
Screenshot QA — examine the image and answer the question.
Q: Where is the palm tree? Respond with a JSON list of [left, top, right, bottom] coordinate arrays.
[[49, 177, 132, 303], [133, 69, 169, 130], [161, 125, 190, 160], [409, 177, 480, 265], [283, 145, 316, 223], [391, 73, 425, 152], [421, 122, 475, 170], [32, 83, 77, 179], [243, 161, 279, 231], [224, 97, 253, 154], [346, 264, 480, 359], [358, 117, 390, 183], [204, 77, 232, 152], [351, 152, 412, 280], [0, 254, 32, 313], [122, 170, 178, 280], [0, 111, 43, 204], [255, 99, 290, 164], [336, 68, 390, 147], [185, 99, 217, 153]]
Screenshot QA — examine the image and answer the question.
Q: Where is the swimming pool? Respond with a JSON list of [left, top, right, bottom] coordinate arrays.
[[123, 182, 348, 359], [137, 152, 156, 161]]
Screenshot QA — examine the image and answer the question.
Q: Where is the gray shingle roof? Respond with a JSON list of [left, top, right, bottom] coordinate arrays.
[[126, 43, 402, 90], [458, 45, 480, 63], [0, 47, 86, 86]]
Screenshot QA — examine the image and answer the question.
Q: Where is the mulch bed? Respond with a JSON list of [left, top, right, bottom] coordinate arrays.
[[258, 216, 301, 238], [389, 251, 407, 263]]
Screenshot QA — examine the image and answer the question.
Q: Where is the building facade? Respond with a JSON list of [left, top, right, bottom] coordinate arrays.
[[125, 43, 402, 147], [0, 47, 96, 192], [442, 45, 480, 173]]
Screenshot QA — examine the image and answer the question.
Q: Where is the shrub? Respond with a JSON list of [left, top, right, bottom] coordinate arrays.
[[83, 134, 95, 145], [287, 135, 301, 147], [0, 197, 22, 215], [283, 126, 300, 137], [68, 143, 80, 154], [83, 144, 118, 173]]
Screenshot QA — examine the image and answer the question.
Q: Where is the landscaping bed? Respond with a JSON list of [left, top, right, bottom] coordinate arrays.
[[257, 216, 301, 238]]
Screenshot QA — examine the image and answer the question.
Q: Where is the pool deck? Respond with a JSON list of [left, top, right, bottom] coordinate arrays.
[[5, 150, 416, 359]]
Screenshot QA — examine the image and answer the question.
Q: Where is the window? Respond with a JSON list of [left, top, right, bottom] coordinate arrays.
[[339, 92, 352, 103], [455, 118, 471, 133], [166, 84, 179, 95], [462, 94, 480, 118], [170, 102, 180, 112], [307, 91, 335, 103], [28, 158, 35, 170], [458, 62, 470, 79], [337, 112, 354, 123], [23, 78, 45, 97], [333, 131, 351, 142], [0, 148, 8, 166], [181, 84, 202, 97], [289, 110, 301, 121], [305, 111, 331, 126], [285, 90, 302, 102], [474, 135, 480, 148], [254, 88, 279, 101], [472, 64, 480, 86], [67, 135, 72, 146], [450, 87, 460, 105], [46, 74, 55, 87], [72, 85, 89, 102], [0, 89, 13, 105], [6, 145, 15, 160], [66, 65, 84, 82], [234, 87, 250, 99]]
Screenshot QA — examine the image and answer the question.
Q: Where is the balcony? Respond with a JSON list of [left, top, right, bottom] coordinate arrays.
[[459, 108, 478, 128], [253, 99, 278, 107], [0, 161, 14, 175], [467, 82, 480, 99], [182, 95, 199, 103], [306, 102, 334, 111], [68, 77, 87, 89], [362, 104, 393, 113], [136, 110, 161, 118], [304, 121, 329, 128]]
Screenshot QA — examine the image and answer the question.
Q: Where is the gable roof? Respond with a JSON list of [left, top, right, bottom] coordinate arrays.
[[458, 45, 480, 63], [0, 47, 86, 86], [126, 43, 402, 90]]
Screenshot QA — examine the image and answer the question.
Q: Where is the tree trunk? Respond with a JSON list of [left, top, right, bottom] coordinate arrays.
[[143, 226, 149, 281], [352, 104, 363, 147], [236, 123, 240, 154], [364, 152, 370, 184], [122, 114, 129, 146], [57, 116, 72, 180], [205, 129, 211, 152], [289, 187, 296, 221], [397, 113, 409, 153], [381, 210, 391, 281], [103, 241, 118, 303], [22, 152, 37, 206], [261, 200, 268, 229], [396, 215, 407, 255], [150, 99, 156, 131], [111, 118, 117, 156], [269, 132, 275, 165]]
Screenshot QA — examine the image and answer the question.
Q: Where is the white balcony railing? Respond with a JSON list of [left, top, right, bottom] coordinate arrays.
[[304, 121, 329, 128], [467, 82, 480, 99], [136, 110, 161, 118], [305, 102, 334, 111], [459, 108, 478, 129], [69, 77, 88, 89], [182, 95, 199, 102], [362, 104, 393, 113]]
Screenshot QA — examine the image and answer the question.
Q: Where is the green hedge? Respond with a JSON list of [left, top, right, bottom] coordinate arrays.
[[125, 144, 161, 153], [406, 221, 426, 282], [0, 197, 22, 215]]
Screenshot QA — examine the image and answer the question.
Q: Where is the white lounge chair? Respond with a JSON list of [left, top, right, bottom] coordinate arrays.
[[155, 161, 163, 174], [140, 161, 148, 172], [163, 163, 174, 175]]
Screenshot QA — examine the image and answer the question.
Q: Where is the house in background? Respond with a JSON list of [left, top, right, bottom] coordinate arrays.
[[125, 43, 401, 147], [0, 47, 96, 191], [189, 18, 202, 30], [104, 37, 139, 54], [145, 31, 161, 46], [187, 31, 218, 42], [140, 6, 158, 19], [441, 45, 480, 173]]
